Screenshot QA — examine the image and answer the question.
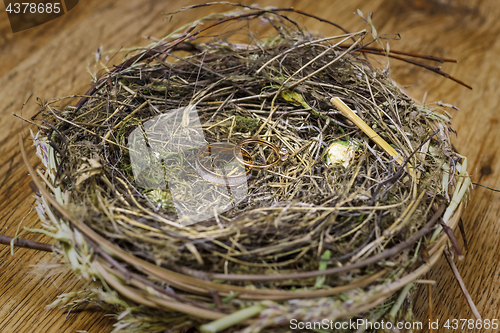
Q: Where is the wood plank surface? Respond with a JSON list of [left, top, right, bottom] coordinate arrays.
[[1, 0, 499, 332]]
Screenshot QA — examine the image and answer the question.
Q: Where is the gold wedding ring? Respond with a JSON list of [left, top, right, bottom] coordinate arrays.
[[233, 138, 289, 170]]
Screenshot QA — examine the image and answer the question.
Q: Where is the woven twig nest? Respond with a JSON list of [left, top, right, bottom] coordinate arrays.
[[23, 4, 471, 333]]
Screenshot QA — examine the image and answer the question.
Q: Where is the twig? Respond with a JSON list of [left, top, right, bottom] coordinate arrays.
[[12, 113, 50, 130], [340, 44, 458, 63], [443, 250, 481, 320], [356, 49, 472, 89], [458, 218, 469, 252], [439, 218, 464, 260], [0, 234, 55, 252], [472, 182, 500, 192]]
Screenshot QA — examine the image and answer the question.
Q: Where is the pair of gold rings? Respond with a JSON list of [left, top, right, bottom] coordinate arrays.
[[195, 139, 289, 186]]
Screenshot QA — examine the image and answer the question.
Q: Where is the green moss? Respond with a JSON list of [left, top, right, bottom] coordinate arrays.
[[233, 115, 259, 133]]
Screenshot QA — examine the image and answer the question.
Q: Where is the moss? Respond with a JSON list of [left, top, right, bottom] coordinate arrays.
[[233, 115, 259, 133]]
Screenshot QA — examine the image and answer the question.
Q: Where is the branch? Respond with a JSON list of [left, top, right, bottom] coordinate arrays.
[[0, 234, 54, 252]]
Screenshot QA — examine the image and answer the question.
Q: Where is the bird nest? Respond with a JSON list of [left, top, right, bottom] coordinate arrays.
[[22, 4, 471, 333]]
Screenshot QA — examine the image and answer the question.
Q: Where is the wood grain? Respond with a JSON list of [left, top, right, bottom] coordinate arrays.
[[1, 0, 499, 332]]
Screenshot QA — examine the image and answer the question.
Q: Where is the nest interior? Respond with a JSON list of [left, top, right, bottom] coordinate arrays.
[[28, 4, 471, 333]]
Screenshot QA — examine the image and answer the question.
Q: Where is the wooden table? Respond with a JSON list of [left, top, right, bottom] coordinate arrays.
[[1, 0, 499, 332]]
